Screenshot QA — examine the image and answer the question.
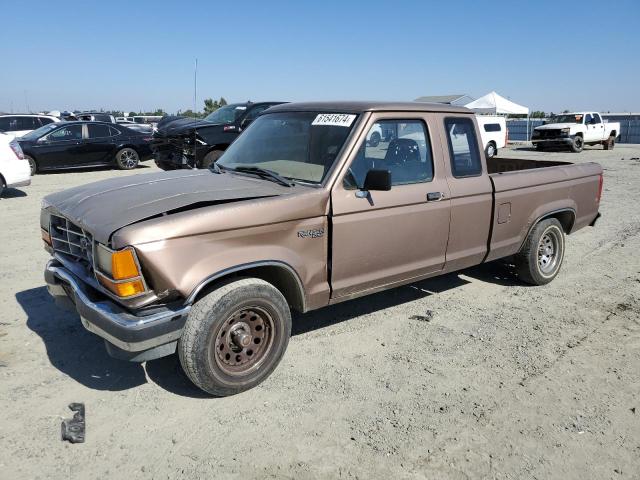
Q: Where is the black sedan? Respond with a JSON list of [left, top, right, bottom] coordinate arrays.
[[17, 121, 153, 175]]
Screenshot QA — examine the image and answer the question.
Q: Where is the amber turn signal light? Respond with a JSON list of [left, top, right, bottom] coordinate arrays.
[[111, 249, 140, 280], [98, 276, 145, 297], [41, 228, 52, 246]]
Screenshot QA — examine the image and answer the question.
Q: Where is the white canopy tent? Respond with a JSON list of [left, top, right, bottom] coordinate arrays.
[[464, 91, 530, 140], [464, 91, 529, 115]]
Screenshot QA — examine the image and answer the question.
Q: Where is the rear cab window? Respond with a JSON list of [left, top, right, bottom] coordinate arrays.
[[444, 117, 483, 178]]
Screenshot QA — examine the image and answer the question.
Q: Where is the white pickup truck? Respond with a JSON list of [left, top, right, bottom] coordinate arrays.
[[531, 112, 620, 152]]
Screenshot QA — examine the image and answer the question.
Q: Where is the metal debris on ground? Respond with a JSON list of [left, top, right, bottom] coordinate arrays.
[[61, 403, 85, 444]]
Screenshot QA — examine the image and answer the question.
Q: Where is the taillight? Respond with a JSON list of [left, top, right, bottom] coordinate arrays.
[[596, 173, 603, 204], [223, 125, 236, 132], [9, 141, 24, 159], [142, 137, 153, 142]]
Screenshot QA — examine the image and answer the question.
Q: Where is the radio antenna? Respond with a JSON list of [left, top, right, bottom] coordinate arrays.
[[193, 58, 198, 168]]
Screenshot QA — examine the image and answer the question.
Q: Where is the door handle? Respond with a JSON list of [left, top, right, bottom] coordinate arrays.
[[427, 192, 445, 202]]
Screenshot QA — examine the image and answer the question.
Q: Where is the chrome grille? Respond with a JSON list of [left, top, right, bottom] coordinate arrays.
[[50, 214, 94, 267]]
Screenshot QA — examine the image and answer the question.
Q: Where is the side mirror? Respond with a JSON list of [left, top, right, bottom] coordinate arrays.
[[362, 169, 392, 191], [37, 136, 48, 143]]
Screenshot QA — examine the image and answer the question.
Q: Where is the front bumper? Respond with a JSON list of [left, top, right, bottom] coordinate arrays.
[[531, 137, 573, 146], [45, 260, 190, 360]]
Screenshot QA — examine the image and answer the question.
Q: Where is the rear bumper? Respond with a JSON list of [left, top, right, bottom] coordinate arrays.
[[3, 158, 31, 187], [44, 260, 190, 359]]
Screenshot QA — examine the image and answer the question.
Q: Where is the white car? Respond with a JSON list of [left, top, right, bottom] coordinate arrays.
[[475, 115, 507, 159], [0, 131, 31, 196], [0, 114, 60, 139], [531, 112, 621, 152]]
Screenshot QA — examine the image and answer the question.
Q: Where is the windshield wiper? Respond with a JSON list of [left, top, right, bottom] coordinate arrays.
[[231, 166, 293, 187]]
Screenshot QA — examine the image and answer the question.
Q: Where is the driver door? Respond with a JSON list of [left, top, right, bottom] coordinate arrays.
[[330, 114, 451, 299]]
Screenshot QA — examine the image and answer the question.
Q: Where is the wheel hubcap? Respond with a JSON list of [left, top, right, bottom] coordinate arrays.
[[120, 150, 137, 168], [213, 307, 273, 375], [537, 231, 559, 274]]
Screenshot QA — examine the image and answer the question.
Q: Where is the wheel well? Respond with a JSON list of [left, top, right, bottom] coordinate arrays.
[[208, 145, 228, 155], [541, 210, 575, 234], [609, 130, 617, 137], [574, 132, 583, 138], [0, 172, 6, 188], [191, 263, 305, 312]]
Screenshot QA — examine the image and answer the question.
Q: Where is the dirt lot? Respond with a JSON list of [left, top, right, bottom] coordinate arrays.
[[1, 145, 639, 479]]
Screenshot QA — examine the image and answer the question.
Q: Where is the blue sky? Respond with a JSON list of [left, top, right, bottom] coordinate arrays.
[[1, 0, 639, 114]]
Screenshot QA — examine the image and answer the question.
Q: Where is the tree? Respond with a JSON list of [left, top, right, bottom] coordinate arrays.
[[530, 110, 546, 118], [218, 97, 227, 107], [204, 98, 218, 114]]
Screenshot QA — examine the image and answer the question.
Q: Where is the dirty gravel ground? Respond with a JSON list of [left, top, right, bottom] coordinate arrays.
[[1, 146, 639, 479]]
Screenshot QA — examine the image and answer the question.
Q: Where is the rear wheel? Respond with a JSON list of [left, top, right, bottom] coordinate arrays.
[[368, 131, 381, 147], [485, 141, 497, 159], [178, 278, 292, 396], [515, 218, 565, 285], [570, 135, 584, 153], [115, 148, 139, 170], [603, 136, 615, 150], [0, 176, 5, 197], [199, 149, 224, 169], [25, 155, 37, 175]]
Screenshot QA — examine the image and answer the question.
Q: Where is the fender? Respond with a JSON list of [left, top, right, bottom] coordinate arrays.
[[186, 260, 306, 311], [519, 207, 576, 251]]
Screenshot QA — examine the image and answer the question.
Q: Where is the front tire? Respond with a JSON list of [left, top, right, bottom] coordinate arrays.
[[570, 135, 584, 153], [199, 149, 224, 169], [368, 131, 381, 147], [515, 218, 565, 285], [178, 278, 292, 396], [115, 148, 139, 170], [25, 155, 37, 175]]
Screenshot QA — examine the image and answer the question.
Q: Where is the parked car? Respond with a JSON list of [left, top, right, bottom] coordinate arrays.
[[152, 102, 285, 170], [0, 131, 31, 196], [475, 115, 507, 159], [41, 101, 602, 396], [531, 112, 620, 152], [17, 121, 153, 174], [0, 114, 60, 139]]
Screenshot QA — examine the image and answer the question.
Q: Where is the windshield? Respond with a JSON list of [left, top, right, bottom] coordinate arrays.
[[19, 123, 59, 141], [548, 114, 583, 124], [203, 104, 247, 124], [217, 112, 358, 184]]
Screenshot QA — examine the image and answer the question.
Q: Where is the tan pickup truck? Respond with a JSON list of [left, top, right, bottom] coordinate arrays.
[[41, 102, 603, 395]]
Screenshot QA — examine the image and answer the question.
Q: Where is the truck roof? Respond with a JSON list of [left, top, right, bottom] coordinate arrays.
[[267, 101, 471, 115]]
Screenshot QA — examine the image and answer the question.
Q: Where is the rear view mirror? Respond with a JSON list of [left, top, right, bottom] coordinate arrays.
[[362, 169, 392, 191]]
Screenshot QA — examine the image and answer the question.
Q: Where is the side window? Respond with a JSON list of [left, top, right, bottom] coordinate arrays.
[[585, 113, 593, 124], [40, 117, 55, 126], [444, 117, 482, 178], [593, 113, 602, 124], [88, 124, 112, 138], [345, 119, 433, 189], [109, 126, 121, 136], [483, 123, 501, 132], [49, 125, 83, 141], [0, 117, 11, 131], [5, 117, 20, 131]]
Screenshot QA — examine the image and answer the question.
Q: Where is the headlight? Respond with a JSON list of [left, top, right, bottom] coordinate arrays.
[[95, 244, 147, 297], [532, 130, 540, 137], [561, 128, 570, 135]]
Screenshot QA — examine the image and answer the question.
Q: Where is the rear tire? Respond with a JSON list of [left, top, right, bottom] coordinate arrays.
[[368, 131, 381, 147], [178, 278, 292, 396], [25, 155, 37, 175], [570, 135, 584, 153], [115, 148, 139, 170], [0, 176, 5, 197], [485, 142, 497, 159], [603, 136, 615, 150], [199, 150, 224, 169], [515, 218, 565, 285]]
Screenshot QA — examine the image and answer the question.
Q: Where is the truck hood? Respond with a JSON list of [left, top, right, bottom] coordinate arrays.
[[155, 117, 222, 135], [535, 123, 578, 130], [43, 169, 290, 244]]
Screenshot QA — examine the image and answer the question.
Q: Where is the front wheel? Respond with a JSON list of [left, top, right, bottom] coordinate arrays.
[[178, 278, 292, 396], [115, 148, 139, 170], [199, 149, 224, 169], [515, 218, 565, 285], [570, 136, 584, 153], [368, 131, 381, 147]]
